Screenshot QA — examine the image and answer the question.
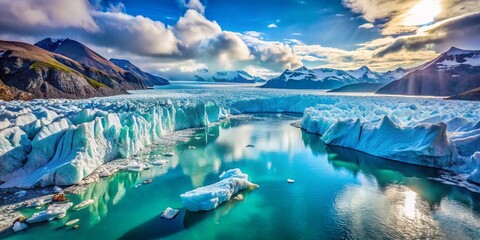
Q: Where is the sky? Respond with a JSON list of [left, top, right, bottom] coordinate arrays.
[[0, 0, 479, 79]]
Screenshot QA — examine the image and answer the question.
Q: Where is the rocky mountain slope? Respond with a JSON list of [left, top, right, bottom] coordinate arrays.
[[0, 40, 129, 99], [110, 58, 169, 87], [35, 38, 146, 90], [377, 47, 480, 96]]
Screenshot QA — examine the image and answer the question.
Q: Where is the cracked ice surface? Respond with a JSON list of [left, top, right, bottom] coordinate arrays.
[[0, 88, 479, 188]]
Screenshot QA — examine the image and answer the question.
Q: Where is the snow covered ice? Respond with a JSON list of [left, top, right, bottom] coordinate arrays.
[[0, 87, 479, 188], [180, 168, 258, 212]]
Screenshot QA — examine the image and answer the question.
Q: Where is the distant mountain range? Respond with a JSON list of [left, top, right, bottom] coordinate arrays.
[[195, 69, 265, 83], [377, 47, 480, 98], [0, 38, 170, 100], [260, 66, 408, 89]]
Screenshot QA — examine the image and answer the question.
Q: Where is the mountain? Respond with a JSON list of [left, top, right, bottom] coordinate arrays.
[[382, 67, 410, 81], [377, 47, 480, 96], [260, 66, 391, 89], [194, 69, 264, 83], [346, 66, 388, 83], [0, 40, 129, 99], [110, 58, 169, 87], [35, 38, 145, 90], [328, 83, 387, 93]]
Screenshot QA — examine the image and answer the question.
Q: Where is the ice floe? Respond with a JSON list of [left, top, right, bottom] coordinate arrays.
[[180, 168, 258, 211]]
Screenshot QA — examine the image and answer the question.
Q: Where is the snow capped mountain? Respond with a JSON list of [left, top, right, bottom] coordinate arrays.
[[261, 66, 391, 89], [346, 66, 388, 83], [377, 47, 480, 96], [195, 69, 264, 83], [382, 67, 410, 81]]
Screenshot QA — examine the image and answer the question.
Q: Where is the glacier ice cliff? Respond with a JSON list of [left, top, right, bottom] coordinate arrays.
[[0, 88, 480, 187]]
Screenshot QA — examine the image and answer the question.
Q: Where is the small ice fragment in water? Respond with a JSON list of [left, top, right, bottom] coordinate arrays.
[[12, 221, 27, 232], [188, 146, 196, 149], [73, 199, 94, 210], [194, 137, 202, 140], [143, 179, 153, 185], [161, 207, 180, 220], [246, 144, 255, 148], [208, 134, 215, 137], [234, 194, 244, 201], [26, 202, 73, 223], [65, 219, 79, 226], [126, 163, 143, 172], [25, 196, 52, 208], [287, 179, 295, 183], [152, 160, 168, 166], [133, 184, 142, 189], [163, 152, 175, 157]]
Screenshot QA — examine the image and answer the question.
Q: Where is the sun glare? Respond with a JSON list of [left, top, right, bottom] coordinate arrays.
[[403, 0, 441, 26]]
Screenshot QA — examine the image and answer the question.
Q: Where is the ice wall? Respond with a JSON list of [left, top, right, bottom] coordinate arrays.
[[1, 90, 480, 187], [300, 99, 480, 182], [0, 100, 228, 188]]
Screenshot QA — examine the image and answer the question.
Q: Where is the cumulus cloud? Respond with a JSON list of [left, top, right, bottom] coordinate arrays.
[[267, 23, 278, 28], [87, 11, 179, 56], [239, 34, 302, 71], [177, 0, 205, 14], [359, 23, 374, 29], [0, 0, 97, 35]]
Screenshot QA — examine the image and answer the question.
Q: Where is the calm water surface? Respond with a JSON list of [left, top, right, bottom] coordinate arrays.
[[4, 114, 480, 240]]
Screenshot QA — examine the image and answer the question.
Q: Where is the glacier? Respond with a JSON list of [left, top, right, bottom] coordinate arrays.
[[0, 88, 479, 188], [180, 168, 257, 212]]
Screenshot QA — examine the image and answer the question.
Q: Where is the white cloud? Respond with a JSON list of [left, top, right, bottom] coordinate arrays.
[[177, 0, 205, 14], [244, 31, 264, 38], [359, 23, 374, 29], [267, 23, 278, 28], [0, 0, 98, 34]]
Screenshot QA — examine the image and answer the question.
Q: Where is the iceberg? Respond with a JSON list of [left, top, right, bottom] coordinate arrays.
[[26, 202, 73, 223], [180, 169, 258, 212]]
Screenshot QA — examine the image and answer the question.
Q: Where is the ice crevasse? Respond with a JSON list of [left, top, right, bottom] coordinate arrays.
[[1, 92, 480, 187]]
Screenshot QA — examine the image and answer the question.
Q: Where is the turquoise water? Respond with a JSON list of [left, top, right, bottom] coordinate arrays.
[[4, 114, 480, 240]]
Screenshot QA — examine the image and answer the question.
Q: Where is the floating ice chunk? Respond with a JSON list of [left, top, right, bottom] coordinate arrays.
[[73, 199, 94, 210], [151, 160, 168, 166], [287, 179, 295, 183], [26, 202, 73, 223], [180, 168, 258, 212], [126, 163, 143, 172], [12, 221, 28, 232], [65, 219, 80, 226], [163, 152, 175, 157], [160, 207, 180, 220]]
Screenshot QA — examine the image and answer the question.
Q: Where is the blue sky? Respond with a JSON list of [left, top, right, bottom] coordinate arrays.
[[0, 0, 479, 79], [105, 0, 380, 50]]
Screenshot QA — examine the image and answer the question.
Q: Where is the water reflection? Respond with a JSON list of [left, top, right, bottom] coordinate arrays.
[[325, 144, 480, 239]]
